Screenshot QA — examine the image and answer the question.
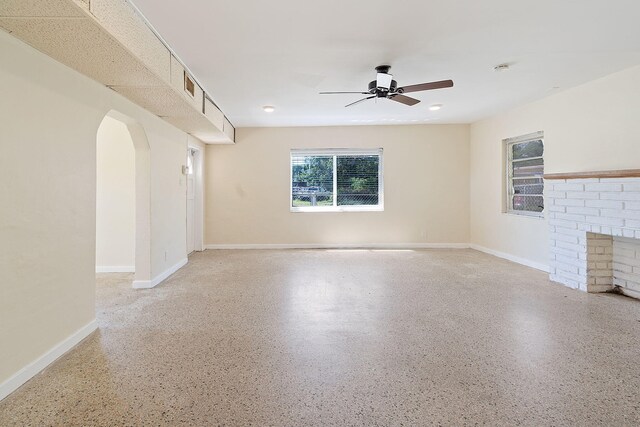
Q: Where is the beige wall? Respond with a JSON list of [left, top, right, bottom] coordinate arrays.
[[0, 31, 189, 391], [96, 116, 135, 270], [470, 65, 640, 267], [205, 125, 470, 246]]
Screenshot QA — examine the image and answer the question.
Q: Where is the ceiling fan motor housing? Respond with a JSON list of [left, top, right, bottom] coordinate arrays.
[[368, 79, 398, 96]]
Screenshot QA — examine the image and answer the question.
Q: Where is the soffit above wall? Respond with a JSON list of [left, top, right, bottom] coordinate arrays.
[[0, 0, 86, 17], [110, 82, 228, 142], [0, 0, 234, 144], [89, 0, 171, 84], [0, 17, 165, 87], [111, 86, 198, 117]]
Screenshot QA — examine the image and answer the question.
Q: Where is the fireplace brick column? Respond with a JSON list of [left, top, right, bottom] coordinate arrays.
[[544, 173, 640, 293]]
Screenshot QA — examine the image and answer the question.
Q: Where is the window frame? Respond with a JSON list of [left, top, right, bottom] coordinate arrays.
[[504, 131, 545, 218], [290, 148, 384, 213]]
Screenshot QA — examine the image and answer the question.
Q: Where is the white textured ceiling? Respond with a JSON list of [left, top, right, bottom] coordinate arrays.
[[129, 0, 640, 127]]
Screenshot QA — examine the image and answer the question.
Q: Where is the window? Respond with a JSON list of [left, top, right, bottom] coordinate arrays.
[[291, 149, 383, 212], [505, 132, 544, 216]]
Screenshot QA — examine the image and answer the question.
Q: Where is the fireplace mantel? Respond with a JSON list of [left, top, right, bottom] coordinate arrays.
[[544, 169, 640, 180]]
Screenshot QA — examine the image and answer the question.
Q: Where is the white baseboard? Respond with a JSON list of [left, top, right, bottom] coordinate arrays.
[[618, 287, 640, 300], [0, 319, 97, 402], [205, 243, 471, 250], [470, 244, 549, 272], [132, 258, 188, 289], [96, 266, 135, 273]]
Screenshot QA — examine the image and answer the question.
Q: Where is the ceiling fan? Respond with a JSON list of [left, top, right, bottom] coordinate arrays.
[[320, 65, 454, 107]]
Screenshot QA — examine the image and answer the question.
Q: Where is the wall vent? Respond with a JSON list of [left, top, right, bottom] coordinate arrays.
[[184, 71, 195, 98]]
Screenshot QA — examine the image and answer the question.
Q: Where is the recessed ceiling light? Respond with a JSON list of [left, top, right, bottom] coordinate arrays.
[[262, 105, 275, 113], [429, 104, 442, 111], [494, 63, 510, 72]]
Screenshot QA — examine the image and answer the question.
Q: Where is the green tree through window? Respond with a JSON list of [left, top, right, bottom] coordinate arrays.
[[291, 150, 382, 210]]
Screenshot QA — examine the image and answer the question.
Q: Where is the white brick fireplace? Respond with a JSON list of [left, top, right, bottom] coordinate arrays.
[[545, 171, 640, 299]]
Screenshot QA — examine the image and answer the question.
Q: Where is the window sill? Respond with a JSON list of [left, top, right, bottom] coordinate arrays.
[[503, 211, 545, 219], [291, 206, 384, 213]]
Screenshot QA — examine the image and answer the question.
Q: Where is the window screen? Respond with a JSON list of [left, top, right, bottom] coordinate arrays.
[[291, 149, 383, 211]]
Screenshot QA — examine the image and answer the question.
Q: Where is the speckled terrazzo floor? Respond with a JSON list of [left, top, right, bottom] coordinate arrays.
[[1, 249, 640, 426]]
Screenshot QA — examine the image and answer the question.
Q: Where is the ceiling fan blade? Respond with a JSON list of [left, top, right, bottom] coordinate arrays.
[[319, 91, 371, 95], [345, 96, 376, 107], [389, 94, 420, 106], [399, 79, 454, 93]]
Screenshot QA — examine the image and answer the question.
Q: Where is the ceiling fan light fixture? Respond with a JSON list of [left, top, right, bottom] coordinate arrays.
[[262, 105, 275, 113], [376, 72, 393, 90], [429, 104, 442, 111]]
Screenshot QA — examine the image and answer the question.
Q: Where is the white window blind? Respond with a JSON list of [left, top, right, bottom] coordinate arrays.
[[505, 132, 544, 216], [290, 149, 383, 212]]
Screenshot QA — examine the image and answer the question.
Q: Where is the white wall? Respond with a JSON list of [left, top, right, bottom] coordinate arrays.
[[205, 125, 470, 246], [96, 116, 135, 271], [470, 65, 640, 268], [0, 30, 189, 396]]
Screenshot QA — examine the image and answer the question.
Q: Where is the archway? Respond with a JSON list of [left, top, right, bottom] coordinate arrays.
[[96, 110, 151, 287]]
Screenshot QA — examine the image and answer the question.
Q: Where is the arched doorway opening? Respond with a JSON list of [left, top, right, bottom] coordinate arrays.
[[96, 110, 151, 287]]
